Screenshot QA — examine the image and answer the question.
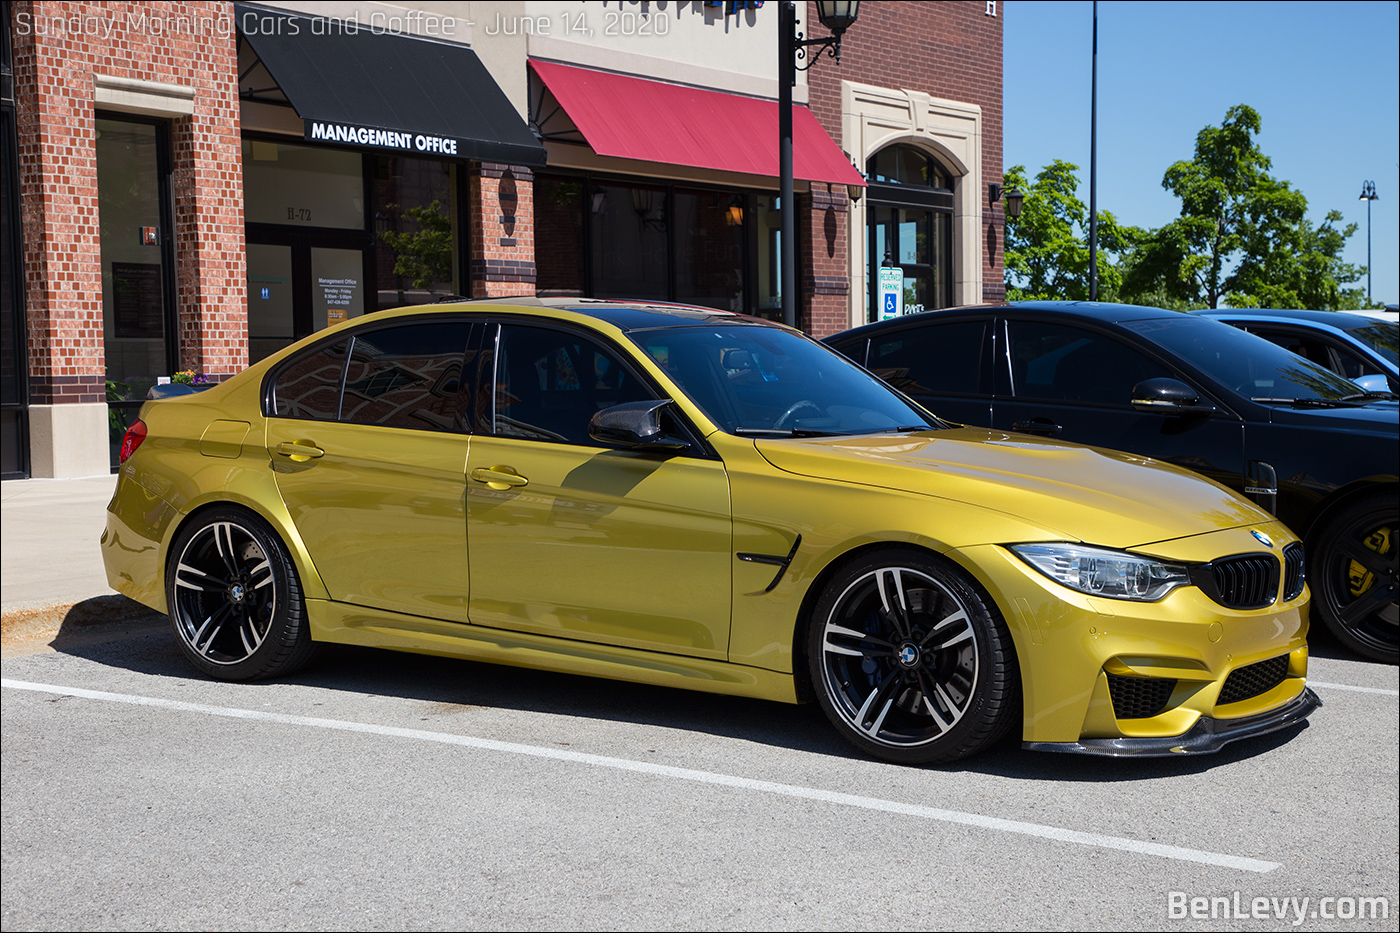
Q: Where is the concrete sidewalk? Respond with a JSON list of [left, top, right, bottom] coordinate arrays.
[[2, 474, 121, 624]]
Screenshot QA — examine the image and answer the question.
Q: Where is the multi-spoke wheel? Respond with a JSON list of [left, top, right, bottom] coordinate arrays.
[[808, 549, 1019, 764], [165, 507, 316, 680], [1312, 494, 1399, 664]]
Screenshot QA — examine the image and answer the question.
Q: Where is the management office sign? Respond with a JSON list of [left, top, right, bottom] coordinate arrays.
[[304, 120, 464, 156]]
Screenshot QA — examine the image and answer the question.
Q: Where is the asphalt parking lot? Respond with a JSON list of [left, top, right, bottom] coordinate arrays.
[[2, 607, 1395, 931]]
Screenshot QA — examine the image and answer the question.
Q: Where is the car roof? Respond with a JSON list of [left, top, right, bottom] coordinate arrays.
[[1198, 308, 1388, 329], [826, 300, 1184, 341], [424, 296, 779, 333]]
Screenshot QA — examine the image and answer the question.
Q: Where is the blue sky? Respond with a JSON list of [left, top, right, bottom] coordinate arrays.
[[1004, 0, 1399, 305]]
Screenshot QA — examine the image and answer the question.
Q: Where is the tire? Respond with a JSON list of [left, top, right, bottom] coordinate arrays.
[[1310, 493, 1399, 664], [807, 548, 1020, 764], [165, 506, 317, 681]]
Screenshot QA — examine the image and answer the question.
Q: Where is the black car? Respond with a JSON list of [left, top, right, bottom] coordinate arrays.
[[826, 301, 1399, 663]]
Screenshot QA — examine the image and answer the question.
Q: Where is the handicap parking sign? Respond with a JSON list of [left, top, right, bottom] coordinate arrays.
[[877, 268, 903, 320]]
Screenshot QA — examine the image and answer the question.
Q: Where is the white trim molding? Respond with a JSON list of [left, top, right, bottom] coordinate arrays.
[[841, 80, 984, 326]]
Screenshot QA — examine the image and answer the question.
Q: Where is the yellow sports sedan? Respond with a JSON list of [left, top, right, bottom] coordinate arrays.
[[102, 299, 1320, 763]]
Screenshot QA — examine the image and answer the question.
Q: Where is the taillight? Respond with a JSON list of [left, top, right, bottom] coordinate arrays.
[[119, 419, 147, 463]]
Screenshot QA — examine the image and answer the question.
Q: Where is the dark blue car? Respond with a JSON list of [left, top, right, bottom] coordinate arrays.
[[827, 301, 1399, 663]]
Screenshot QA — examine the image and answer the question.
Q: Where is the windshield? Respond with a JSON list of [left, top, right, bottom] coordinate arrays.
[[1345, 321, 1399, 366], [629, 325, 938, 435], [1123, 316, 1369, 402]]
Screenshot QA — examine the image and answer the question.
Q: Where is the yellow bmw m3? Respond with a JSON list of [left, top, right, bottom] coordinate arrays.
[[102, 299, 1320, 763]]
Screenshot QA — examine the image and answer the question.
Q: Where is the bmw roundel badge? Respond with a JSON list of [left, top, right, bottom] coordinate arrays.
[[1250, 529, 1275, 548]]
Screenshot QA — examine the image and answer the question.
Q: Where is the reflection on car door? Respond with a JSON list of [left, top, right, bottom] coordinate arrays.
[[266, 321, 473, 622], [990, 318, 1248, 494], [465, 322, 733, 659]]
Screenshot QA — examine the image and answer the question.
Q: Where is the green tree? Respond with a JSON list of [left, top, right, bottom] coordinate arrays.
[[377, 200, 452, 290], [1003, 161, 1134, 301], [1122, 105, 1363, 310]]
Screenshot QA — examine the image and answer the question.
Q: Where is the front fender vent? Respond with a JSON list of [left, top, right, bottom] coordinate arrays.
[[1106, 674, 1177, 720]]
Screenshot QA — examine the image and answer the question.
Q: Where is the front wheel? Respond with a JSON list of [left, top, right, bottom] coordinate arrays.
[[165, 506, 317, 680], [1310, 493, 1399, 664], [807, 549, 1019, 764]]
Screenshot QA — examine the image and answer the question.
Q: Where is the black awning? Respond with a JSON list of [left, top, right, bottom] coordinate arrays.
[[236, 4, 544, 166]]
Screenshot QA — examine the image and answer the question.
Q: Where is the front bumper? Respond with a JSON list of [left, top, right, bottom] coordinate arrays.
[[951, 522, 1314, 747], [1023, 686, 1322, 757]]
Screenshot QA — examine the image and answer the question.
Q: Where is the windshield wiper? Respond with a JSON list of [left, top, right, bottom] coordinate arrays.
[[734, 427, 846, 437], [1249, 397, 1345, 408], [861, 424, 937, 434]]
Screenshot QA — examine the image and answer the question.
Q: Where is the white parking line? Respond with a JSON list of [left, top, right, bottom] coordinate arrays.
[[1310, 681, 1399, 696], [3, 677, 1281, 873]]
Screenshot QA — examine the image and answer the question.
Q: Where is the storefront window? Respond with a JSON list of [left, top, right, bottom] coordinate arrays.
[[242, 140, 364, 229], [98, 117, 176, 464], [536, 174, 767, 314], [591, 182, 668, 301], [674, 190, 744, 312], [535, 177, 585, 297], [372, 156, 458, 306]]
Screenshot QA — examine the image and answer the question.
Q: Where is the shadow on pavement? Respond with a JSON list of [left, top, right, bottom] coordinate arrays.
[[36, 601, 1329, 782]]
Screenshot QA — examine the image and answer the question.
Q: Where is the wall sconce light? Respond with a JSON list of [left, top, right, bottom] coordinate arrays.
[[989, 183, 1024, 218], [726, 204, 745, 226], [1004, 187, 1024, 218]]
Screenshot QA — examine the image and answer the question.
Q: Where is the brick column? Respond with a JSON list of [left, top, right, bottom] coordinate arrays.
[[170, 29, 246, 380], [11, 1, 245, 475], [800, 185, 850, 338], [469, 163, 536, 297]]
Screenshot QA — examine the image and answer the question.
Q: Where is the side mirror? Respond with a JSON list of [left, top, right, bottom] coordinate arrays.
[[588, 399, 691, 450], [1352, 373, 1390, 394], [1130, 377, 1214, 415]]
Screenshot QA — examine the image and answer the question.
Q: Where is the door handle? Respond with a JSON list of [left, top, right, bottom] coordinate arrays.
[[1011, 418, 1063, 436], [471, 466, 529, 489], [275, 441, 325, 461]]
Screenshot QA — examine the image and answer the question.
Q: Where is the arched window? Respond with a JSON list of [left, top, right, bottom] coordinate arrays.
[[866, 145, 955, 321]]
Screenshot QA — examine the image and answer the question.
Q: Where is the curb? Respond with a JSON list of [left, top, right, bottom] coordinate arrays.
[[1, 595, 165, 643]]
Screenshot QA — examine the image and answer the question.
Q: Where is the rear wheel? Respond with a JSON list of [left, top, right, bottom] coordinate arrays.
[[165, 506, 317, 680], [808, 549, 1019, 764], [1311, 493, 1399, 664]]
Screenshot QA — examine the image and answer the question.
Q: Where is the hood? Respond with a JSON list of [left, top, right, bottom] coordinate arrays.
[[755, 427, 1272, 550]]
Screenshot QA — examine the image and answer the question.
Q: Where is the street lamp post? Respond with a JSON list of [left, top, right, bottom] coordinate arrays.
[[779, 1, 860, 330], [1360, 181, 1378, 305]]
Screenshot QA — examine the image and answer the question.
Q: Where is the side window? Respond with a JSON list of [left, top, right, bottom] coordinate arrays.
[[1007, 321, 1172, 405], [868, 321, 985, 396], [340, 322, 471, 431], [1247, 327, 1336, 372], [492, 325, 654, 445], [271, 339, 349, 420]]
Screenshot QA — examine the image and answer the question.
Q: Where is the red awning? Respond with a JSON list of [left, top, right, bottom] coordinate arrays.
[[530, 60, 865, 188]]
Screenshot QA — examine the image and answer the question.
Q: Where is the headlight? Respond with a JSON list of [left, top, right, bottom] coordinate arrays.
[[1010, 543, 1190, 601]]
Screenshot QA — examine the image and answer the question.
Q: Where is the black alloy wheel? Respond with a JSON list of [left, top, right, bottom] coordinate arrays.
[[166, 506, 317, 680], [808, 549, 1019, 764], [1311, 493, 1399, 664]]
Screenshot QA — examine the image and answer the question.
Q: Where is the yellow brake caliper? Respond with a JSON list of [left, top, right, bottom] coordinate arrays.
[[1348, 526, 1392, 597]]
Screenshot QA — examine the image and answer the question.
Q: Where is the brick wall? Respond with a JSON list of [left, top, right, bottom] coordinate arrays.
[[470, 162, 536, 297], [806, 0, 1005, 307], [12, 0, 245, 403], [800, 184, 850, 337]]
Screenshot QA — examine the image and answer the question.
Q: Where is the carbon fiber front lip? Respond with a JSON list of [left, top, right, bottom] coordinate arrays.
[[1023, 686, 1322, 758]]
